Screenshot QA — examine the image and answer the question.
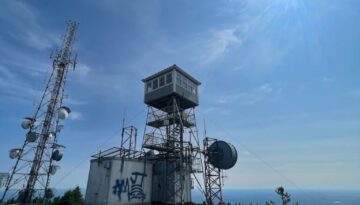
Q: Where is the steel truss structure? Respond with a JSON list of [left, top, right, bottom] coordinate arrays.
[[120, 121, 138, 159], [1, 21, 78, 204], [142, 97, 202, 205], [204, 137, 223, 205]]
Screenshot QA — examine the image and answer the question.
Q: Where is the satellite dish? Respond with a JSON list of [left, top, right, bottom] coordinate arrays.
[[207, 140, 237, 170], [51, 150, 63, 161], [26, 132, 39, 142], [58, 106, 71, 119], [44, 188, 54, 199], [21, 117, 33, 129], [9, 149, 22, 159], [49, 165, 60, 175]]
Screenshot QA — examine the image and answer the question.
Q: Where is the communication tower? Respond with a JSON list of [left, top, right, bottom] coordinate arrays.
[[141, 64, 202, 204], [1, 21, 79, 204]]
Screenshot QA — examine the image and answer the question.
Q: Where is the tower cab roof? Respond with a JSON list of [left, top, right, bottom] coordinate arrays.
[[142, 64, 201, 85]]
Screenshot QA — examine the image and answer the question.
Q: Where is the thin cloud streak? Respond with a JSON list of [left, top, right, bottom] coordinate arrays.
[[69, 111, 82, 120], [216, 83, 273, 105], [0, 0, 59, 50], [199, 29, 242, 65], [0, 65, 42, 101]]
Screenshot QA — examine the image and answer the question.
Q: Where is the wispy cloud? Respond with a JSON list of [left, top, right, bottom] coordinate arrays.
[[348, 89, 360, 97], [0, 1, 61, 102], [333, 200, 344, 205], [69, 111, 82, 120], [0, 1, 88, 104], [216, 83, 273, 105], [211, 0, 320, 72], [0, 0, 59, 50], [201, 83, 276, 116], [201, 106, 232, 116], [66, 98, 88, 106], [0, 65, 42, 101], [321, 76, 334, 83], [75, 63, 91, 78], [243, 150, 251, 156], [0, 38, 50, 76], [200, 29, 242, 64]]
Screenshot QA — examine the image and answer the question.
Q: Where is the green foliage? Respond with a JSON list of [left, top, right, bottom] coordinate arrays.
[[32, 196, 44, 204], [2, 186, 83, 205], [51, 186, 84, 205], [4, 197, 16, 204], [266, 186, 299, 205], [223, 187, 299, 205]]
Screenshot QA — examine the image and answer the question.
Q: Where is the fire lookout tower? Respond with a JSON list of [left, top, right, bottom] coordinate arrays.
[[141, 64, 202, 205]]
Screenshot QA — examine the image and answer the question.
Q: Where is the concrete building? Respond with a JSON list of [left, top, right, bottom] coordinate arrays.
[[85, 152, 153, 205]]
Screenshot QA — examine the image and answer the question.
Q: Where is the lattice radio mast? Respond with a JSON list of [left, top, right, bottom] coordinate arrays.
[[1, 21, 79, 204]]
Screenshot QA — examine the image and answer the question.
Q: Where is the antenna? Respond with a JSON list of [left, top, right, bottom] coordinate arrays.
[[1, 21, 79, 204], [204, 118, 207, 137]]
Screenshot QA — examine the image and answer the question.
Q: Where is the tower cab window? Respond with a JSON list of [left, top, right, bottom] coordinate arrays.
[[146, 82, 152, 93], [152, 79, 158, 89], [159, 76, 165, 87], [166, 73, 172, 84], [176, 75, 181, 86]]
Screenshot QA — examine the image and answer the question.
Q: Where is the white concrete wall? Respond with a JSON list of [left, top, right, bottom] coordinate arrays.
[[85, 158, 152, 205], [85, 160, 112, 205]]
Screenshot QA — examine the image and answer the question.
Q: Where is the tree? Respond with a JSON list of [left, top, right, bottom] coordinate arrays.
[[51, 186, 84, 205], [266, 186, 299, 205], [5, 197, 16, 204]]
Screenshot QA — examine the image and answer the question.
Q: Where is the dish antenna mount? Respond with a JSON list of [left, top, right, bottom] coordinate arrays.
[[204, 137, 238, 205]]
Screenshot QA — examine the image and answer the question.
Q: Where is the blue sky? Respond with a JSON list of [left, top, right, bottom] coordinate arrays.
[[0, 0, 359, 191]]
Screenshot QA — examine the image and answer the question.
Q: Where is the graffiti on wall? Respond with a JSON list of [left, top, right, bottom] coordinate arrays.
[[112, 171, 147, 201]]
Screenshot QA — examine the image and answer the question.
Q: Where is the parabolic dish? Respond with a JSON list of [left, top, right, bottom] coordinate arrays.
[[21, 117, 33, 129], [49, 165, 60, 175], [26, 132, 39, 143], [208, 140, 238, 170], [51, 150, 63, 161], [45, 188, 54, 199], [9, 148, 22, 159], [58, 106, 71, 119]]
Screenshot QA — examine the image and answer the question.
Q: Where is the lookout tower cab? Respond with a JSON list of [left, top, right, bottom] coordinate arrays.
[[142, 64, 201, 112]]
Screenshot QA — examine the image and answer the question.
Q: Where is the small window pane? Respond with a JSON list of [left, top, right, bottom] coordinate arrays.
[[153, 79, 158, 89], [182, 78, 187, 89], [166, 73, 172, 84], [176, 75, 181, 86], [190, 81, 194, 88], [159, 76, 165, 87], [146, 82, 152, 92]]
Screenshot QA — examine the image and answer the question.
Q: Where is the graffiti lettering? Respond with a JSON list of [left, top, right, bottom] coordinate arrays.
[[112, 171, 147, 201]]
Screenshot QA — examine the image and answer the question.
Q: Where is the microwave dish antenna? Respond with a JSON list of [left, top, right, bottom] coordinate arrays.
[[208, 140, 238, 170]]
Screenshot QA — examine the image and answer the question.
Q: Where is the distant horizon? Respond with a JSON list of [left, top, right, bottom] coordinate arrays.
[[2, 189, 360, 205]]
